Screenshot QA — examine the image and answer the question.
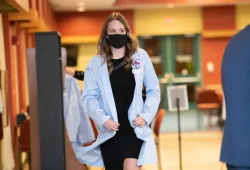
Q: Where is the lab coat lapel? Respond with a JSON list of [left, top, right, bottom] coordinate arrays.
[[132, 53, 143, 88], [129, 53, 143, 121], [98, 62, 118, 122]]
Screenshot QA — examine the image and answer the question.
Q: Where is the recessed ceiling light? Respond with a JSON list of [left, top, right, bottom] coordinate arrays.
[[166, 3, 174, 8], [78, 1, 85, 7], [77, 6, 85, 12]]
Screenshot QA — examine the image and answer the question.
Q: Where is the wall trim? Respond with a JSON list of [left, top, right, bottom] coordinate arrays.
[[202, 30, 237, 38], [61, 36, 99, 44]]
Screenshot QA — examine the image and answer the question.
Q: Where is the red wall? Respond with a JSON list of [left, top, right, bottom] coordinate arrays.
[[202, 38, 230, 85], [55, 10, 134, 36], [202, 5, 236, 86]]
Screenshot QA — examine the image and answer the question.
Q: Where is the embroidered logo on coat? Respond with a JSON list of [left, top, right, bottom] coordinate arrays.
[[132, 59, 140, 69]]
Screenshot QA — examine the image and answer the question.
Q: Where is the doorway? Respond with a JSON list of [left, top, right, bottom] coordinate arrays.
[[138, 34, 201, 110]]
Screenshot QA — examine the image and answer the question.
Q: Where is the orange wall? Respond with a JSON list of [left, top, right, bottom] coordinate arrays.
[[56, 10, 134, 36], [202, 38, 230, 85], [202, 6, 236, 86]]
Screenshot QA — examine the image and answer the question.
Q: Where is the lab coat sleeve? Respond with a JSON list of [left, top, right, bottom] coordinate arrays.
[[139, 49, 161, 125], [64, 77, 81, 143], [82, 63, 111, 131], [64, 75, 95, 145]]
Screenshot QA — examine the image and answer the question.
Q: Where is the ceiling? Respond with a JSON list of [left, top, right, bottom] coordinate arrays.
[[50, 0, 250, 12], [50, 0, 116, 11]]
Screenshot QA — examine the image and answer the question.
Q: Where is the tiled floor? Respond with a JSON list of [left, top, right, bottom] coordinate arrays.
[[161, 110, 221, 133], [90, 131, 225, 170], [21, 110, 224, 170], [22, 131, 224, 170]]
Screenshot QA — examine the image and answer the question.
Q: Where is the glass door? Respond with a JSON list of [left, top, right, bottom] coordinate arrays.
[[138, 34, 201, 110], [169, 34, 201, 109], [138, 36, 167, 77], [138, 36, 168, 110]]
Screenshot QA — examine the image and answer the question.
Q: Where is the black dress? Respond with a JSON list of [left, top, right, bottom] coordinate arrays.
[[100, 57, 143, 170]]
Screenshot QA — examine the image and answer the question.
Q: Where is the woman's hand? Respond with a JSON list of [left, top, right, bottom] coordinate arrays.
[[104, 119, 120, 131], [133, 116, 146, 127], [66, 67, 76, 76]]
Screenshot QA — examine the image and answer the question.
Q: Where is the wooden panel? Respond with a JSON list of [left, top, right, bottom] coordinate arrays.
[[16, 26, 28, 111], [202, 6, 236, 31], [6, 0, 29, 12], [14, 0, 29, 11], [37, 0, 43, 18], [26, 32, 34, 48], [28, 0, 36, 9]]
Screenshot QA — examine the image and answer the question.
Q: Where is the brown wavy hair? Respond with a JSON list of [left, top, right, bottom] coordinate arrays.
[[97, 12, 138, 74]]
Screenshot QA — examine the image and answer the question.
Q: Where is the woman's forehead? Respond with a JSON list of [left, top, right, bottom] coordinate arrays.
[[107, 20, 125, 30]]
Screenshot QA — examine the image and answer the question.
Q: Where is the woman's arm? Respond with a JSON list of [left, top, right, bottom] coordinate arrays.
[[66, 68, 76, 77], [82, 64, 111, 130], [74, 70, 84, 81], [66, 68, 84, 81], [139, 50, 161, 125]]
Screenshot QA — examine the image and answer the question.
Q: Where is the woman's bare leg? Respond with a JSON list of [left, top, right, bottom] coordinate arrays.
[[123, 158, 142, 170]]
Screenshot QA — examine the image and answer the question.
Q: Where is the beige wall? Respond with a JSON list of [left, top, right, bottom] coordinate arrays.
[[0, 15, 6, 71], [77, 43, 97, 71], [69, 43, 97, 87], [236, 5, 250, 30], [134, 7, 202, 36]]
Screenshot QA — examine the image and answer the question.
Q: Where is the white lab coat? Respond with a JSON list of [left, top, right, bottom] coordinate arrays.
[[72, 48, 161, 166], [63, 74, 95, 145]]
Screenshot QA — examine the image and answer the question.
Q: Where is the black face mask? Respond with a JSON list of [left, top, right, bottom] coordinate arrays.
[[108, 34, 127, 49]]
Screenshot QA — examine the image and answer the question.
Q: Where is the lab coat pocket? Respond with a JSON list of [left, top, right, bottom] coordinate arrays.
[[133, 69, 144, 85], [134, 124, 152, 139]]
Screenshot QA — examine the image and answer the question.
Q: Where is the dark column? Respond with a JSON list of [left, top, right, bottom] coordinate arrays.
[[27, 32, 88, 170], [35, 32, 65, 170]]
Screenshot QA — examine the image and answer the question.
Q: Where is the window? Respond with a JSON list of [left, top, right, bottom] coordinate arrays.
[[63, 44, 79, 67], [141, 37, 163, 76], [174, 36, 194, 75]]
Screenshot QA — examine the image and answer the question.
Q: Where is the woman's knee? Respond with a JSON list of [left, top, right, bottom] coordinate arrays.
[[123, 158, 142, 170]]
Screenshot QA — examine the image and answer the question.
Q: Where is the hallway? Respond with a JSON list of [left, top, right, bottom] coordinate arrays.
[[89, 131, 224, 170]]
